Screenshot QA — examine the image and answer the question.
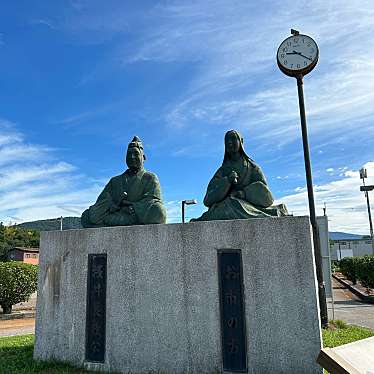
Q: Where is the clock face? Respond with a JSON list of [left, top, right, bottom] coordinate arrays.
[[277, 34, 318, 77]]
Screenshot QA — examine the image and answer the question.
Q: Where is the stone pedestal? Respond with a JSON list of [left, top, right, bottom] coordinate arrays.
[[34, 216, 322, 374]]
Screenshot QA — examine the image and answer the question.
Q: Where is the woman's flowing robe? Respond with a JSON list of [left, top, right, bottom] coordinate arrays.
[[195, 157, 288, 221]]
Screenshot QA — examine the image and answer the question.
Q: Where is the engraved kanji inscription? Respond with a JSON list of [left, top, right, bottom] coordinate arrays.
[[227, 317, 238, 329], [225, 289, 238, 305], [86, 254, 107, 362], [218, 250, 247, 372]]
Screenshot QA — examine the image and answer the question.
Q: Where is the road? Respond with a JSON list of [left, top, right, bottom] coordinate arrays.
[[327, 278, 374, 329], [0, 318, 35, 337]]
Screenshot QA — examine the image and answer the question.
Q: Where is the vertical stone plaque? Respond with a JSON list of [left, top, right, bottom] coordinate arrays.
[[218, 249, 247, 372], [86, 254, 107, 362]]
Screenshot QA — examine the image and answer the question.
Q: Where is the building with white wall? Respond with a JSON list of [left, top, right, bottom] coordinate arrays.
[[330, 237, 373, 260]]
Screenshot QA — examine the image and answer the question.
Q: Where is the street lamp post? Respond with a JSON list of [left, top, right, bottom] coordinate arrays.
[[359, 168, 374, 254], [182, 199, 197, 223]]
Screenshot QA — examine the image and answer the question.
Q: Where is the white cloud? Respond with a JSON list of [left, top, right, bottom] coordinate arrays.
[[0, 120, 196, 225], [109, 0, 374, 150], [0, 120, 100, 224], [294, 187, 306, 193], [54, 102, 118, 127], [29, 19, 56, 29], [278, 161, 374, 234], [3, 0, 373, 232], [0, 162, 76, 189], [344, 170, 358, 178], [165, 201, 181, 223], [0, 133, 23, 147], [0, 143, 52, 167], [52, 1, 374, 156], [164, 199, 203, 223]]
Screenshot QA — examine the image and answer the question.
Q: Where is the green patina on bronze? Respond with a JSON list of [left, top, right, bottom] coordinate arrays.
[[81, 136, 166, 228], [193, 130, 288, 221]]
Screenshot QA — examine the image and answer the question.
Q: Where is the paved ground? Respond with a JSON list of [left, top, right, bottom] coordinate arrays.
[[0, 318, 35, 337], [327, 278, 374, 329]]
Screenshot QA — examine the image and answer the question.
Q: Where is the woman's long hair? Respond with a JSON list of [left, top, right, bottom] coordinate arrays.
[[223, 130, 253, 165]]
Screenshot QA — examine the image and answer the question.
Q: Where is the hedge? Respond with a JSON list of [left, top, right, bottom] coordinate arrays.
[[356, 256, 374, 290], [0, 261, 38, 314], [339, 255, 374, 289]]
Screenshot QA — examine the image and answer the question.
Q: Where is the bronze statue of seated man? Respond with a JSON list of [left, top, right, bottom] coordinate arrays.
[[193, 130, 288, 221], [81, 136, 166, 228]]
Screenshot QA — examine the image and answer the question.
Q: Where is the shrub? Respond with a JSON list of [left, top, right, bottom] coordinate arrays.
[[356, 255, 374, 291], [339, 257, 359, 284], [329, 319, 347, 329], [0, 261, 38, 314], [331, 260, 340, 273], [339, 255, 374, 292]]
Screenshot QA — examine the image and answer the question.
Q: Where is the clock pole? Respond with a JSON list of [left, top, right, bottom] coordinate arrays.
[[277, 29, 328, 329], [296, 74, 329, 328]]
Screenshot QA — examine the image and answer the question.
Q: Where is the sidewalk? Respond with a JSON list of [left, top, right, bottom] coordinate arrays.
[[328, 277, 374, 329], [0, 318, 35, 337], [0, 293, 36, 337]]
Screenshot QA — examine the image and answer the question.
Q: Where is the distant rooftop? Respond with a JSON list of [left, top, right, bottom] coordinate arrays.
[[11, 247, 39, 252]]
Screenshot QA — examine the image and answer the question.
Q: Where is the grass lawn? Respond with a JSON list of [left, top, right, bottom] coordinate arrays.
[[1, 322, 374, 373], [323, 320, 374, 348], [0, 335, 117, 374]]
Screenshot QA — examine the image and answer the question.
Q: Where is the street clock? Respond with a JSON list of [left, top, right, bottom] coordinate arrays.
[[277, 33, 319, 77]]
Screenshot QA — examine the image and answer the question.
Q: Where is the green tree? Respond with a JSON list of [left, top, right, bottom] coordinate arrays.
[[0, 261, 38, 314], [0, 223, 39, 260]]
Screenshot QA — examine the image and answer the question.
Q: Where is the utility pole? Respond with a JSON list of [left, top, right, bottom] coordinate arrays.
[[359, 168, 374, 254]]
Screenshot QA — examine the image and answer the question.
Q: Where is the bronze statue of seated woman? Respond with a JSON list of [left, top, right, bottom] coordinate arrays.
[[81, 136, 166, 228], [193, 130, 288, 221]]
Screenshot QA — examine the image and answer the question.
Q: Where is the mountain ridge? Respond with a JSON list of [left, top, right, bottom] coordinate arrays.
[[15, 217, 368, 240], [17, 216, 82, 231]]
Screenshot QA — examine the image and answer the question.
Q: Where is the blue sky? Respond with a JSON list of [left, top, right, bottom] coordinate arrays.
[[1, 0, 374, 233]]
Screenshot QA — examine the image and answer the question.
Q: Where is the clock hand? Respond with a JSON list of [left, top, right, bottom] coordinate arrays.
[[292, 50, 313, 61], [299, 53, 312, 61], [286, 52, 297, 55]]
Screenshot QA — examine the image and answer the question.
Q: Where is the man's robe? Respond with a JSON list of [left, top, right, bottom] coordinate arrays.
[[81, 169, 166, 227]]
